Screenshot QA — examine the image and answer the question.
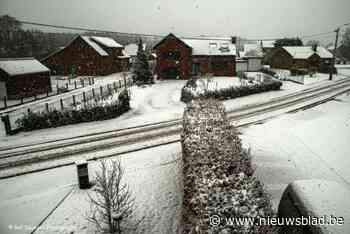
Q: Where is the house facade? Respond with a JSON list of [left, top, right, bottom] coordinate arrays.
[[0, 58, 51, 99], [153, 33, 236, 79], [267, 46, 333, 73], [237, 43, 263, 72], [42, 36, 130, 76]]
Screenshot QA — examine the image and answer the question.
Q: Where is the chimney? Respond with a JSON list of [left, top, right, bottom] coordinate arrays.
[[312, 43, 318, 52]]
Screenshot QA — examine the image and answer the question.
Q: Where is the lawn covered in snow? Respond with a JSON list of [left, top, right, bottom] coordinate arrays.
[[0, 143, 182, 234], [241, 92, 350, 210]]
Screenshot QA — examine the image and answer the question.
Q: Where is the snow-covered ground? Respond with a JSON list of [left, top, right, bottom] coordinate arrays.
[[1, 70, 349, 146], [0, 143, 182, 234], [241, 92, 350, 210], [0, 76, 93, 109], [0, 73, 130, 130], [1, 90, 349, 233]]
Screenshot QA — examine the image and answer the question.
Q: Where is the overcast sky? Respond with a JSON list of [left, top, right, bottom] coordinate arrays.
[[1, 0, 349, 43]]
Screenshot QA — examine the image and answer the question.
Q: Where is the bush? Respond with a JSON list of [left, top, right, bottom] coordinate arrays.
[[181, 79, 283, 103], [181, 99, 275, 233], [16, 90, 130, 132], [290, 68, 308, 76], [260, 67, 277, 77]]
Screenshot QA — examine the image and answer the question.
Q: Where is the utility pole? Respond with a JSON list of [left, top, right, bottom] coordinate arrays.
[[329, 28, 340, 80]]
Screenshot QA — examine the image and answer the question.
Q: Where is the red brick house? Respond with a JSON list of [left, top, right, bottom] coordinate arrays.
[[0, 58, 51, 99], [153, 33, 236, 79], [42, 35, 130, 76], [267, 46, 333, 73]]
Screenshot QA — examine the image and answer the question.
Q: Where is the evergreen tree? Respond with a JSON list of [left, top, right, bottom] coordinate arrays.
[[274, 37, 303, 47], [133, 38, 153, 85]]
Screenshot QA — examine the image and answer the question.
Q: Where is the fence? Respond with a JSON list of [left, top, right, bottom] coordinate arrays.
[[0, 76, 95, 110], [4, 77, 133, 134]]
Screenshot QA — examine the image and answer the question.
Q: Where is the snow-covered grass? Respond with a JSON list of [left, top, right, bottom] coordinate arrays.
[[240, 92, 350, 210], [0, 142, 182, 234]]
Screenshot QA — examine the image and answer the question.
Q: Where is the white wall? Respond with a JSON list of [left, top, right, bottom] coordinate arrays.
[[247, 58, 262, 71], [236, 61, 248, 73]]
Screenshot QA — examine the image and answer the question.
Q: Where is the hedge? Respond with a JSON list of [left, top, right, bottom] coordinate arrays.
[[181, 78, 283, 103], [181, 99, 276, 233], [16, 90, 130, 132]]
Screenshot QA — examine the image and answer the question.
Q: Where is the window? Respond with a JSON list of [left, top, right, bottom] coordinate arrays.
[[162, 51, 181, 60], [212, 61, 228, 71], [209, 43, 217, 49]]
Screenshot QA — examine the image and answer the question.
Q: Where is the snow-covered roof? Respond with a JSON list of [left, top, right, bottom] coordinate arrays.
[[81, 36, 109, 56], [316, 46, 333, 58], [260, 40, 275, 48], [241, 44, 263, 58], [283, 46, 333, 59], [182, 39, 236, 56], [118, 50, 131, 59], [91, 36, 123, 48], [124, 43, 146, 57], [0, 58, 50, 76]]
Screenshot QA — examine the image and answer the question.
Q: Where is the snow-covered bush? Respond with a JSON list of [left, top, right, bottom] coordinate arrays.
[[181, 99, 276, 233], [181, 78, 282, 103], [15, 90, 130, 132]]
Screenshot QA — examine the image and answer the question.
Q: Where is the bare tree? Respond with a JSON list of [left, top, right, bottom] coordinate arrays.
[[87, 159, 140, 234]]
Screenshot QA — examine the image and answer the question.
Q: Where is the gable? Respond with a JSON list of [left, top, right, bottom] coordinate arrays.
[[153, 33, 192, 50]]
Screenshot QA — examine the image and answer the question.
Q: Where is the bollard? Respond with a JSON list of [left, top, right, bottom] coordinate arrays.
[[3, 96, 7, 109], [75, 160, 90, 189], [74, 81, 77, 89], [60, 99, 64, 110], [1, 115, 11, 135], [83, 92, 86, 104]]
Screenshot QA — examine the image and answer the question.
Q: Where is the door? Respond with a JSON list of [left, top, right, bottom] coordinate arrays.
[[162, 67, 179, 79]]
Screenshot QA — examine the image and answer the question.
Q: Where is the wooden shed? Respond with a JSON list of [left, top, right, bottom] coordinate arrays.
[[42, 35, 130, 76], [153, 33, 236, 79], [0, 58, 51, 99]]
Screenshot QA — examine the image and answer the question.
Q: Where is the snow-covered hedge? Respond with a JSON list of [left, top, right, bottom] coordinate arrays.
[[181, 78, 282, 103], [16, 90, 130, 132], [181, 99, 276, 233]]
